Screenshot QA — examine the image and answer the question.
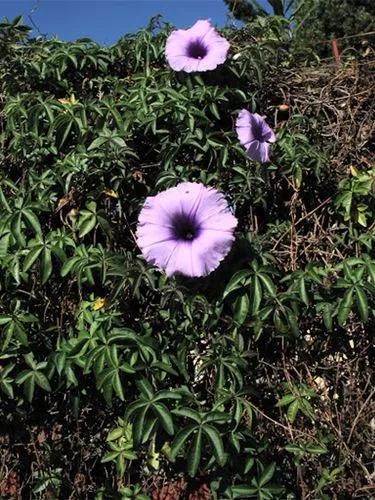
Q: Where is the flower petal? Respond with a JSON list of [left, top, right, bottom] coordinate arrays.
[[190, 229, 235, 276], [165, 19, 229, 73], [246, 140, 271, 163], [236, 110, 276, 163], [188, 19, 214, 39], [136, 182, 237, 278], [165, 241, 195, 277], [236, 109, 255, 147]]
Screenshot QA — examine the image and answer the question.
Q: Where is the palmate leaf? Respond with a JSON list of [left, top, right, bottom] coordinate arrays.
[[258, 273, 277, 298], [231, 485, 258, 498], [337, 288, 354, 326], [133, 405, 149, 447], [169, 424, 196, 462], [23, 245, 43, 271], [187, 428, 202, 477], [251, 275, 262, 314], [259, 462, 276, 486], [287, 399, 299, 423], [234, 293, 250, 325], [355, 286, 368, 321], [78, 215, 97, 238], [202, 425, 225, 466], [172, 407, 201, 423], [223, 270, 251, 298], [152, 402, 174, 435], [276, 394, 295, 407], [136, 378, 154, 399], [40, 248, 52, 284], [34, 371, 51, 392]]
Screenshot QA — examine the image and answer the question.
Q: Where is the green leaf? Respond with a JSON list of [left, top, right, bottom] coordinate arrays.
[[187, 428, 202, 477], [234, 294, 249, 325], [355, 286, 368, 321], [101, 451, 120, 463], [23, 245, 43, 272], [223, 270, 251, 298], [153, 402, 174, 435], [287, 399, 299, 423], [322, 303, 333, 332], [337, 288, 354, 326], [305, 444, 328, 455], [34, 371, 51, 392], [298, 277, 309, 305], [23, 209, 41, 235], [15, 370, 32, 385], [79, 216, 97, 237], [202, 425, 225, 466], [244, 457, 254, 474], [41, 248, 52, 283], [136, 378, 154, 399], [252, 275, 262, 314], [24, 375, 36, 402], [61, 257, 80, 277], [258, 274, 277, 297], [259, 462, 276, 486], [112, 372, 125, 401], [231, 485, 257, 498], [172, 407, 201, 423], [170, 424, 196, 462], [88, 136, 107, 151], [132, 405, 148, 448], [276, 394, 295, 407]]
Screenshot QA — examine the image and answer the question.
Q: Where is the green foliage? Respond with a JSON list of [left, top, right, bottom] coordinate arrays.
[[224, 0, 289, 20], [0, 12, 373, 500], [335, 166, 375, 227], [101, 419, 137, 475], [293, 0, 374, 55], [276, 383, 317, 423]]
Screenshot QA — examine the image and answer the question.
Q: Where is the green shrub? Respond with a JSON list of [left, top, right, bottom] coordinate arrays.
[[0, 14, 373, 499]]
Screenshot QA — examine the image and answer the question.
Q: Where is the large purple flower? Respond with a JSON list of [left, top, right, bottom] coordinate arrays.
[[236, 110, 276, 163], [136, 182, 237, 278], [165, 19, 230, 73]]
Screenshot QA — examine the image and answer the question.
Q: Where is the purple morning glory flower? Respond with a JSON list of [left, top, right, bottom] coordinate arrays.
[[165, 19, 230, 73], [136, 182, 238, 278], [236, 110, 276, 163]]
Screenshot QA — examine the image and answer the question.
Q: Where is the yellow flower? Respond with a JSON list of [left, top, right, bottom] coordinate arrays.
[[350, 166, 359, 177], [103, 188, 119, 199], [58, 94, 78, 105], [92, 297, 107, 311]]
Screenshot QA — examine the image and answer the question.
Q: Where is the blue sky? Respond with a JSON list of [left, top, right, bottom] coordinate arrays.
[[0, 1, 249, 44]]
